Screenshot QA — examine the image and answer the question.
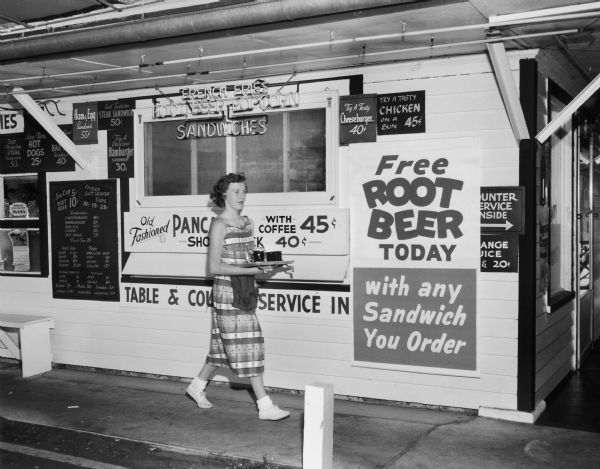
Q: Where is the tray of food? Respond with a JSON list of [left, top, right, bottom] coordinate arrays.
[[241, 260, 294, 268]]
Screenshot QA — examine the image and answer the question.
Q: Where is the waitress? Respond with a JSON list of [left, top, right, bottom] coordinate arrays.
[[186, 172, 290, 421]]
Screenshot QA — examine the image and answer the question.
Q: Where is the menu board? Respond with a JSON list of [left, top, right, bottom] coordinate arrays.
[[0, 134, 25, 172], [49, 125, 76, 172], [480, 234, 518, 273], [99, 99, 135, 178], [377, 91, 425, 135], [107, 128, 134, 178], [0, 118, 75, 173], [50, 180, 119, 301], [339, 94, 377, 145], [98, 99, 135, 130], [72, 102, 98, 144]]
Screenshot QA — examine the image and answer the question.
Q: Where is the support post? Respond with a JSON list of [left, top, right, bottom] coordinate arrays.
[[10, 87, 87, 170], [303, 383, 334, 469], [486, 41, 530, 142]]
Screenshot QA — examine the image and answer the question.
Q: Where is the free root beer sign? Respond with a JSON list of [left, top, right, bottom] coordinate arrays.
[[353, 268, 476, 371], [348, 138, 479, 373]]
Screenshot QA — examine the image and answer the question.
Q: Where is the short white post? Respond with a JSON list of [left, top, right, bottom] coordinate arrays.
[[20, 321, 53, 377], [303, 382, 334, 469]]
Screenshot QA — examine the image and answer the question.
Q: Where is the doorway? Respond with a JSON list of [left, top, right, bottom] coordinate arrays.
[[576, 119, 595, 367], [536, 117, 600, 433]]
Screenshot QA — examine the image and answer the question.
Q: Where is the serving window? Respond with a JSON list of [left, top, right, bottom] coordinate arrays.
[[137, 90, 338, 207]]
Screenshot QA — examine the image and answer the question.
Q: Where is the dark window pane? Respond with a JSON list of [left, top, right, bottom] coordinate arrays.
[[195, 138, 228, 195], [145, 121, 226, 196], [289, 109, 326, 192], [237, 114, 284, 193], [144, 108, 326, 197]]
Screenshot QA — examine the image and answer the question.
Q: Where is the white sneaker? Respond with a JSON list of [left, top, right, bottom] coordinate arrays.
[[186, 380, 213, 409], [259, 404, 290, 421]]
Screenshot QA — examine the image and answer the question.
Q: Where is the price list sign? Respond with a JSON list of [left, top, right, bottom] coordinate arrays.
[[0, 133, 25, 172], [480, 235, 518, 273], [48, 125, 76, 172], [0, 119, 75, 173], [339, 94, 377, 145], [50, 180, 119, 301], [377, 91, 425, 135], [100, 99, 135, 178], [124, 208, 349, 255]]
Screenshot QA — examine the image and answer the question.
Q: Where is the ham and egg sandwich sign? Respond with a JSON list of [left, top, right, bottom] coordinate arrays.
[[349, 138, 480, 373]]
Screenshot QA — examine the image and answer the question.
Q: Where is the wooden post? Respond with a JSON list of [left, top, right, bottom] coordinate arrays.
[[20, 320, 53, 377], [303, 383, 334, 469]]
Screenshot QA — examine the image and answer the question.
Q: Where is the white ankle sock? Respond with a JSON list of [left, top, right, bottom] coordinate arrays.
[[257, 395, 273, 410], [193, 378, 208, 391]]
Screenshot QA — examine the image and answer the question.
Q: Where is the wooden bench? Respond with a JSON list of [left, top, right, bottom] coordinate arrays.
[[0, 314, 55, 377]]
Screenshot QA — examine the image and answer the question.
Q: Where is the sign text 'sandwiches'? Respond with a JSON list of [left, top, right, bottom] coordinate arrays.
[[176, 116, 268, 139]]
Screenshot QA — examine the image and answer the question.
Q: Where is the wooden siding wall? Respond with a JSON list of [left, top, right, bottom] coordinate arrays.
[[533, 71, 575, 403], [0, 51, 539, 411], [360, 52, 531, 409]]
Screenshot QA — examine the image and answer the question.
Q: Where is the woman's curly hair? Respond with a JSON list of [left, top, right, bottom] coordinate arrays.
[[209, 173, 247, 208]]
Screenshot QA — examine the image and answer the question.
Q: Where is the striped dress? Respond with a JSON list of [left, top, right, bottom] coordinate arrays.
[[205, 216, 264, 378]]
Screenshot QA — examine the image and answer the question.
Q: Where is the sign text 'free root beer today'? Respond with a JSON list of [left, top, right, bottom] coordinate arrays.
[[349, 139, 480, 373]]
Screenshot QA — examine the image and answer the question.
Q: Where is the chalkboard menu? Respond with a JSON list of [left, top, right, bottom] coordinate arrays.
[[0, 118, 75, 173], [107, 129, 134, 178], [377, 91, 425, 135], [98, 99, 135, 130], [339, 94, 377, 145], [480, 234, 518, 273], [72, 102, 98, 144], [50, 180, 119, 301], [49, 125, 76, 172], [98, 100, 135, 178]]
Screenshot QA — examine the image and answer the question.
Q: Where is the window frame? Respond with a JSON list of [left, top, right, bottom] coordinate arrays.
[[134, 90, 339, 208], [0, 172, 48, 277], [546, 83, 576, 309]]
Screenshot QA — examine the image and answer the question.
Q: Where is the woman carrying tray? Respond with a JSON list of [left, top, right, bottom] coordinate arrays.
[[186, 172, 290, 420]]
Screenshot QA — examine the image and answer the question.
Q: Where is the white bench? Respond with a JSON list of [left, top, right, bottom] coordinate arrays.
[[0, 314, 55, 377]]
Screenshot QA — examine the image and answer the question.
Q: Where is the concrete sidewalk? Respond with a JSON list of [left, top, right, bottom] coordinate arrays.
[[0, 362, 599, 468]]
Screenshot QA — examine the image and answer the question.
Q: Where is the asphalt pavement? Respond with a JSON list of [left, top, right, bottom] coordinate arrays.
[[1, 361, 599, 468]]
